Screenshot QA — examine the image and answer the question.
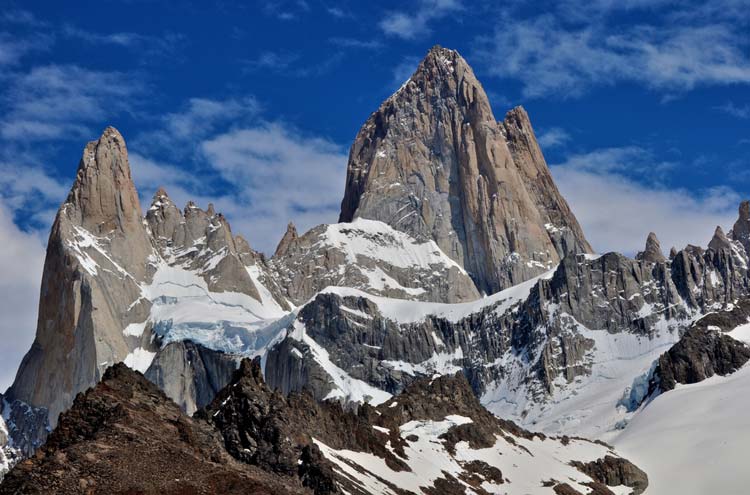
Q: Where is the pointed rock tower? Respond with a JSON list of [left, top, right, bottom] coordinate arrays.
[[273, 222, 298, 258], [339, 46, 591, 293], [731, 200, 750, 253], [709, 226, 732, 251], [636, 232, 666, 263], [7, 128, 155, 425]]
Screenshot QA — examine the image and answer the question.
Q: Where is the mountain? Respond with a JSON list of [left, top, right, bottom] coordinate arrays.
[[339, 46, 591, 294], [1, 359, 648, 494], [3, 45, 750, 491], [266, 218, 750, 438], [7, 128, 155, 427]]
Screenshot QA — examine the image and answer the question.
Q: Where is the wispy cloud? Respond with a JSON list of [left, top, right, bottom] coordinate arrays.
[[243, 50, 344, 77], [0, 200, 45, 392], [326, 6, 352, 19], [551, 147, 739, 255], [475, 3, 750, 98], [0, 32, 52, 65], [716, 101, 750, 119], [164, 96, 260, 140], [262, 0, 311, 20], [0, 64, 144, 141], [61, 25, 183, 58], [537, 127, 571, 149], [379, 0, 463, 40], [0, 9, 47, 27], [329, 37, 382, 50], [243, 51, 300, 72], [125, 93, 346, 253], [200, 123, 347, 252]]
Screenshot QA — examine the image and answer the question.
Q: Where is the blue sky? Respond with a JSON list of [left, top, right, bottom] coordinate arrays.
[[0, 0, 749, 389]]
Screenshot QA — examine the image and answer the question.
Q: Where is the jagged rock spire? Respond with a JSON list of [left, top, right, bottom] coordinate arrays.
[[637, 232, 666, 263], [338, 46, 591, 294], [709, 226, 732, 251], [731, 200, 750, 253], [146, 187, 182, 247], [273, 222, 298, 258], [8, 127, 153, 425], [63, 127, 152, 279]]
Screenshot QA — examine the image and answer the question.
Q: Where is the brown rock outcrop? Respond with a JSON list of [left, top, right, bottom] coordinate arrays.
[[0, 364, 308, 495]]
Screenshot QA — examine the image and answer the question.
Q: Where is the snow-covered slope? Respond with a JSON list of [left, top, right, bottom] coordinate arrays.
[[614, 364, 750, 494], [611, 323, 750, 494], [267, 248, 727, 442], [481, 310, 685, 440], [316, 414, 638, 495], [123, 260, 289, 373]]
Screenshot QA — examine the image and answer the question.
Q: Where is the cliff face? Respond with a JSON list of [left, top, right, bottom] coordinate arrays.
[[339, 46, 591, 294], [6, 128, 155, 426]]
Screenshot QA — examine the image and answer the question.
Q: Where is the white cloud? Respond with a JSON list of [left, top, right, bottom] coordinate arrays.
[[328, 37, 382, 50], [537, 127, 571, 149], [0, 32, 51, 66], [0, 201, 45, 392], [379, 0, 462, 40], [551, 148, 741, 256], [61, 25, 182, 56], [476, 13, 750, 98], [0, 64, 142, 141], [201, 123, 347, 253], [716, 101, 750, 119], [164, 96, 260, 140]]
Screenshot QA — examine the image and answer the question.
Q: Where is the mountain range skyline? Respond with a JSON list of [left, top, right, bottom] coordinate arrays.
[[3, 1, 750, 392], [2, 21, 750, 491]]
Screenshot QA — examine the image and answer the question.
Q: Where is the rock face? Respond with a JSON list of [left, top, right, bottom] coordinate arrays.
[[1, 361, 647, 495], [339, 46, 591, 294], [145, 341, 239, 415], [0, 397, 48, 464], [6, 128, 155, 426], [145, 189, 267, 303], [268, 218, 480, 304], [636, 232, 666, 263], [0, 364, 308, 495], [570, 456, 648, 495]]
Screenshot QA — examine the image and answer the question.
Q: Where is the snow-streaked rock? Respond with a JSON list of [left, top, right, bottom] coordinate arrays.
[[269, 218, 480, 304]]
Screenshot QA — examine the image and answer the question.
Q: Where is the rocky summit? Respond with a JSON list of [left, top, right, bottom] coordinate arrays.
[[339, 46, 591, 294], [2, 45, 750, 493]]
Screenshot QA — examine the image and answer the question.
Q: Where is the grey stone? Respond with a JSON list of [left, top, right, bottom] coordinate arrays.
[[339, 46, 591, 294]]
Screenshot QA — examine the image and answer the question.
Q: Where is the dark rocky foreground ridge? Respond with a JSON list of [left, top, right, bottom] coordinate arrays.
[[1, 359, 647, 495], [0, 363, 308, 495]]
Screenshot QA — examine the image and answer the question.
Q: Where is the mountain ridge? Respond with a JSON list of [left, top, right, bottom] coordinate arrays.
[[2, 45, 749, 493]]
